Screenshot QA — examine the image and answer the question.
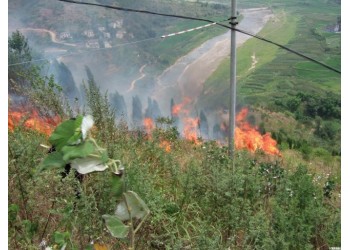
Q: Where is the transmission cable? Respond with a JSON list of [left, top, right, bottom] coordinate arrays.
[[8, 37, 160, 67], [58, 0, 226, 25], [231, 27, 341, 74], [58, 0, 341, 74]]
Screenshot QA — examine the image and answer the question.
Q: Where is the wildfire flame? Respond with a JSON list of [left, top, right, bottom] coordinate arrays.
[[172, 97, 201, 144], [172, 97, 191, 117], [234, 108, 281, 156], [143, 117, 155, 137], [8, 109, 61, 136], [159, 140, 171, 153], [183, 117, 200, 144], [143, 117, 172, 152]]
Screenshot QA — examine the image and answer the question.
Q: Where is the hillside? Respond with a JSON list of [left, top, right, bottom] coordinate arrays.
[[198, 0, 340, 163], [8, 0, 341, 248], [8, 78, 341, 249]]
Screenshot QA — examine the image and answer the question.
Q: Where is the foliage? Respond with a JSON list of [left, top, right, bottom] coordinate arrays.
[[8, 30, 33, 92], [8, 112, 341, 249], [8, 3, 340, 249]]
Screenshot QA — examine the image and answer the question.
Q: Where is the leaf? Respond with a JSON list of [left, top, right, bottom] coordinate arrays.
[[54, 231, 70, 246], [115, 191, 150, 221], [110, 174, 124, 199], [102, 214, 129, 238], [39, 151, 66, 172], [71, 156, 108, 174], [9, 204, 19, 222], [61, 141, 96, 161], [49, 116, 83, 151]]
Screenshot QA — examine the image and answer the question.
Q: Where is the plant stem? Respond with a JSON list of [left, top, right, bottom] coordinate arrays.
[[9, 148, 29, 221], [134, 211, 150, 235], [123, 193, 135, 250]]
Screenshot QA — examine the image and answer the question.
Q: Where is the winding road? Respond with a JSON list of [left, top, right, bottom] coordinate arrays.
[[127, 64, 147, 93], [19, 28, 77, 47]]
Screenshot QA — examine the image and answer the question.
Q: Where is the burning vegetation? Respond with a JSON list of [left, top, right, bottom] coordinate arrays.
[[145, 98, 281, 156], [235, 108, 281, 156], [8, 108, 61, 136]]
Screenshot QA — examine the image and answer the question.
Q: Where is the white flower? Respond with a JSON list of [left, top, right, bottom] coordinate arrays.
[[82, 115, 94, 140]]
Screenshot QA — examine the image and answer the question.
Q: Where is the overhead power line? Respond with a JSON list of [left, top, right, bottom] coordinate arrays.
[[8, 21, 221, 67], [234, 27, 341, 74], [58, 0, 341, 74], [9, 19, 224, 67], [8, 37, 160, 67], [58, 0, 222, 24]]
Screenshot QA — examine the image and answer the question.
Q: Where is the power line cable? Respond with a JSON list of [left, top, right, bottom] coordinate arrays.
[[234, 27, 341, 74], [8, 36, 160, 67], [215, 20, 341, 74], [9, 20, 221, 67], [58, 0, 226, 25], [58, 0, 340, 74]]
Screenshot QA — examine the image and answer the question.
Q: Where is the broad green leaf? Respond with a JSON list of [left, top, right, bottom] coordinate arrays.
[[102, 214, 129, 238], [110, 174, 124, 199], [61, 141, 96, 161], [39, 151, 66, 171], [115, 191, 150, 221], [71, 156, 108, 174], [49, 116, 83, 151], [54, 231, 70, 246]]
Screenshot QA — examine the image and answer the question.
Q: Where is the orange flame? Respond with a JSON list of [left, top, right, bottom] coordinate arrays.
[[8, 109, 61, 136], [159, 140, 171, 152], [172, 98, 201, 144], [143, 117, 155, 136], [172, 97, 191, 117], [183, 117, 200, 144], [234, 108, 280, 156]]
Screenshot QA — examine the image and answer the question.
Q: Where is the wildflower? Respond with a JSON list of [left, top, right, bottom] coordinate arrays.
[[82, 115, 94, 140]]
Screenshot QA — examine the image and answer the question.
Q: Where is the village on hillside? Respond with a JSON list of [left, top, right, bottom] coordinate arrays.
[[57, 18, 127, 49]]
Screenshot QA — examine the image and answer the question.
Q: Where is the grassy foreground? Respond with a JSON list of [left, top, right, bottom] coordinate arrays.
[[8, 79, 340, 249]]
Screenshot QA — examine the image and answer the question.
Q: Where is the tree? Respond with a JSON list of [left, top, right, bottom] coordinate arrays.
[[199, 110, 209, 139], [8, 30, 32, 65], [8, 31, 34, 93], [52, 60, 80, 102], [110, 91, 128, 120], [145, 97, 162, 120], [132, 95, 143, 127]]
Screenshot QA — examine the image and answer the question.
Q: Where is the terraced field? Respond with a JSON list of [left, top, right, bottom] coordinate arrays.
[[198, 0, 340, 111]]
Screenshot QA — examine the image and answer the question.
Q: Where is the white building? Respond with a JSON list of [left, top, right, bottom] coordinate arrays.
[[116, 30, 126, 39], [98, 26, 106, 32], [104, 41, 112, 48], [59, 32, 72, 40], [83, 30, 95, 38], [86, 39, 100, 48]]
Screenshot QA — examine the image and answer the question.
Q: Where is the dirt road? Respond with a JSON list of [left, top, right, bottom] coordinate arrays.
[[19, 28, 77, 47]]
